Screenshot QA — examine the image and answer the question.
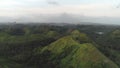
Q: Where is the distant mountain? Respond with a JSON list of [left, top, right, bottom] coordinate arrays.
[[0, 13, 120, 25]]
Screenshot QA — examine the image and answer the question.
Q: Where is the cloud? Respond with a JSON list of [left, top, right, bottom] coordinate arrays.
[[116, 4, 120, 8], [46, 0, 59, 5], [0, 0, 22, 8], [0, 3, 119, 17], [16, 3, 120, 17]]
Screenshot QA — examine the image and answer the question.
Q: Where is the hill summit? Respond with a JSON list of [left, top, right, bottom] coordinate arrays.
[[30, 30, 118, 68]]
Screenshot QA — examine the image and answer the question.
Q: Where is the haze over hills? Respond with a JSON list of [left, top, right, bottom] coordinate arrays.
[[0, 0, 120, 68], [0, 13, 120, 25]]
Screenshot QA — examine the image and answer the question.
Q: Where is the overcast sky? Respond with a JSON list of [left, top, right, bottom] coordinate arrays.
[[0, 0, 120, 24]]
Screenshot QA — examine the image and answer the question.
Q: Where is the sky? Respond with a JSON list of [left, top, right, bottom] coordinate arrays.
[[0, 0, 120, 24]]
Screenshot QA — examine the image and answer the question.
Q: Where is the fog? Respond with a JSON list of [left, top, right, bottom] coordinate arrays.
[[0, 0, 120, 25], [0, 13, 120, 25]]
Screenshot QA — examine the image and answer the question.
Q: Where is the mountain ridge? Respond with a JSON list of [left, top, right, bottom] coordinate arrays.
[[32, 30, 118, 68]]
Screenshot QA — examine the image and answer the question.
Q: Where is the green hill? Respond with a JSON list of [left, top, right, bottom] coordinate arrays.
[[31, 30, 118, 68], [99, 29, 120, 66]]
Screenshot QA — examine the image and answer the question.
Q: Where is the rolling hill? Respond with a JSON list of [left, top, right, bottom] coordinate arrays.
[[30, 30, 118, 68]]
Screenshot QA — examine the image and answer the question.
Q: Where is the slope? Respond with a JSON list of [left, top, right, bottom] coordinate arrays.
[[31, 30, 118, 68]]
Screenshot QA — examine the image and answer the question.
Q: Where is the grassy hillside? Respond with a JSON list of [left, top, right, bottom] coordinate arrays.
[[97, 29, 120, 66], [0, 24, 119, 68], [31, 30, 118, 68]]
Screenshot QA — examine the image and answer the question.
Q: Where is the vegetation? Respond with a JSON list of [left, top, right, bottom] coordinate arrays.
[[33, 36, 118, 68], [0, 23, 119, 68]]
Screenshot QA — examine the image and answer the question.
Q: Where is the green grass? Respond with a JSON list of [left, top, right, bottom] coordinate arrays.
[[0, 29, 119, 68], [36, 32, 119, 68]]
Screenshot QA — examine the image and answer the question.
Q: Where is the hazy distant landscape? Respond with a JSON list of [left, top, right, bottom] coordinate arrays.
[[0, 23, 119, 68], [1, 0, 120, 68]]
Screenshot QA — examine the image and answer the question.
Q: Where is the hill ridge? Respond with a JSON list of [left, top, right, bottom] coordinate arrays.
[[33, 31, 119, 68]]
